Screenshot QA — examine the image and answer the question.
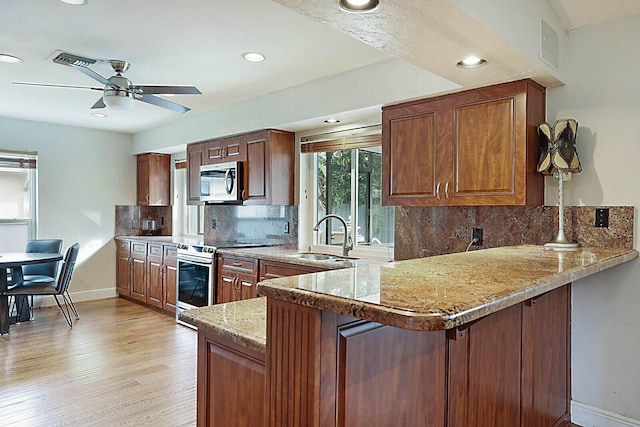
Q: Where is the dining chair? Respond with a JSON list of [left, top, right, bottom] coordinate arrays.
[[22, 239, 64, 283], [4, 243, 80, 327]]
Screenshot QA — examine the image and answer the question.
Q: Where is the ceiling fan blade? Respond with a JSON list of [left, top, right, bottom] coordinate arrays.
[[137, 93, 191, 113], [69, 64, 119, 88], [12, 81, 103, 91], [133, 85, 201, 95], [91, 97, 106, 109]]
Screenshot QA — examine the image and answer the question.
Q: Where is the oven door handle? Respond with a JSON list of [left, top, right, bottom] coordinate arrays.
[[177, 254, 213, 265]]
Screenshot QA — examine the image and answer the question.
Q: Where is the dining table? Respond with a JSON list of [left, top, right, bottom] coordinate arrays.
[[0, 252, 64, 334]]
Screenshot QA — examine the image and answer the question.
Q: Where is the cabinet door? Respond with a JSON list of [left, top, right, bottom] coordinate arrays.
[[521, 285, 570, 426], [131, 256, 147, 301], [245, 135, 267, 204], [187, 143, 204, 205], [382, 100, 443, 206], [205, 136, 247, 164], [238, 273, 257, 300], [163, 246, 177, 314], [116, 252, 131, 296], [217, 273, 237, 304], [146, 244, 163, 308], [136, 154, 150, 205], [447, 303, 522, 427], [197, 333, 265, 427]]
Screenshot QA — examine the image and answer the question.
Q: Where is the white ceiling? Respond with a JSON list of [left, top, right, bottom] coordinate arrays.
[[1, 0, 638, 135]]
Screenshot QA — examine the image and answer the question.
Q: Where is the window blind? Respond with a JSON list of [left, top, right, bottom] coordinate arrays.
[[0, 150, 38, 169], [300, 125, 381, 153]]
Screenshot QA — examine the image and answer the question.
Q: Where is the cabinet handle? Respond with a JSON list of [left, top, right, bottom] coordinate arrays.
[[221, 148, 226, 158], [436, 182, 441, 200], [241, 281, 252, 287], [146, 194, 149, 202], [232, 262, 242, 267], [444, 181, 450, 199]]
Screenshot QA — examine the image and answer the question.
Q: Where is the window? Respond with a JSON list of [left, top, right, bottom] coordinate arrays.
[[173, 158, 203, 236], [302, 127, 394, 255], [0, 150, 38, 250]]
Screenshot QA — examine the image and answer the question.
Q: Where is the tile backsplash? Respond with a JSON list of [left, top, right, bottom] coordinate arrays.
[[394, 206, 633, 261]]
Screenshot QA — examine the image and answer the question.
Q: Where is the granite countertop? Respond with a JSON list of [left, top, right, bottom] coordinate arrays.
[[257, 245, 638, 331], [216, 246, 367, 270], [116, 235, 204, 245], [179, 297, 266, 354]]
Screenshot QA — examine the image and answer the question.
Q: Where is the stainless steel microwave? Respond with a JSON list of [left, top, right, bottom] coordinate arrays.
[[199, 161, 243, 203]]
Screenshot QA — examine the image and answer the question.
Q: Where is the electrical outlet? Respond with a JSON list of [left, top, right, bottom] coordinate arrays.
[[594, 208, 609, 228], [284, 222, 290, 234], [472, 228, 483, 246], [211, 218, 217, 230]]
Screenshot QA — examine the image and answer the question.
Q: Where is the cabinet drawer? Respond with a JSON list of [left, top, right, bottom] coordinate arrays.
[[132, 242, 147, 255], [116, 240, 131, 254], [148, 243, 163, 258], [219, 256, 257, 273], [163, 245, 177, 260]]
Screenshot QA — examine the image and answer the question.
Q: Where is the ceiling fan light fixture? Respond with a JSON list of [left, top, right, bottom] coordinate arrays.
[[242, 52, 265, 62], [338, 0, 380, 13], [0, 54, 23, 64], [103, 89, 135, 110]]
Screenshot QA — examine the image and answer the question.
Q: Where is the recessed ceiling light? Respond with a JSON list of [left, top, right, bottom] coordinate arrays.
[[338, 0, 380, 13], [91, 113, 107, 118], [456, 56, 487, 69], [0, 54, 23, 64], [324, 118, 341, 124], [242, 52, 265, 63], [60, 0, 86, 4]]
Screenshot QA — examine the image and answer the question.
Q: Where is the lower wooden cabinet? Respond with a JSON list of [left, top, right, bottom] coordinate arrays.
[[217, 255, 258, 304], [163, 245, 177, 314], [265, 284, 571, 427], [116, 239, 178, 317], [197, 330, 265, 427], [146, 244, 164, 308], [130, 242, 147, 302], [115, 240, 131, 296]]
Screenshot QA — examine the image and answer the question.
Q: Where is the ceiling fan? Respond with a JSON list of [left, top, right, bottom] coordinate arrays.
[[13, 51, 201, 113]]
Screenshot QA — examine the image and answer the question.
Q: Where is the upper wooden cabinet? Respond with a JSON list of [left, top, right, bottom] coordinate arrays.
[[137, 153, 171, 206], [186, 143, 204, 205], [244, 129, 294, 206], [204, 134, 247, 164], [382, 79, 545, 207], [186, 128, 295, 206]]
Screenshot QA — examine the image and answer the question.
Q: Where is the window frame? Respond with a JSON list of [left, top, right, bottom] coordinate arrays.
[[0, 150, 38, 241]]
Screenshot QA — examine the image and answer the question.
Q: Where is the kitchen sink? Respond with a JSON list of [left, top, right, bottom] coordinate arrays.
[[286, 253, 355, 262]]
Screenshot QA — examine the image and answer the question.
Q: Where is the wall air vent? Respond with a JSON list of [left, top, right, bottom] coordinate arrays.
[[540, 19, 560, 70]]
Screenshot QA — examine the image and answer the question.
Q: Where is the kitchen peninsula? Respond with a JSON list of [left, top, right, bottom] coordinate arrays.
[[182, 245, 637, 427]]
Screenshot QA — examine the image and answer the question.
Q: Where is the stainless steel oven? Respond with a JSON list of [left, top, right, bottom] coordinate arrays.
[[175, 243, 216, 328]]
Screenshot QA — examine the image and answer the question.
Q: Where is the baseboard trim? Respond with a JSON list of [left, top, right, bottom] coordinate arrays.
[[31, 288, 118, 308], [572, 400, 640, 427]]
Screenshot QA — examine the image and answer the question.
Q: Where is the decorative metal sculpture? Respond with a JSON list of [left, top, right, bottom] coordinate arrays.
[[537, 118, 582, 249]]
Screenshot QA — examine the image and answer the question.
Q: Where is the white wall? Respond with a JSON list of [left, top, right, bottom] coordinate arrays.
[[547, 13, 640, 423], [0, 117, 135, 302]]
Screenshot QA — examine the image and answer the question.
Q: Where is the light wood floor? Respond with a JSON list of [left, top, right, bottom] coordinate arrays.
[[0, 297, 197, 427]]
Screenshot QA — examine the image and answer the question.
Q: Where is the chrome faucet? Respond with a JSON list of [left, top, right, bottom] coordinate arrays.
[[313, 214, 353, 257]]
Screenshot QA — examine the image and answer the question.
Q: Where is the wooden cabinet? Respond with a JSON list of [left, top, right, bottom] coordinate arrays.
[[186, 128, 294, 206], [197, 329, 265, 427], [163, 245, 178, 314], [217, 255, 258, 304], [130, 242, 147, 302], [115, 240, 131, 297], [259, 259, 327, 281], [265, 283, 571, 427], [204, 135, 247, 164], [382, 79, 545, 207], [146, 244, 164, 308], [187, 143, 205, 205], [137, 153, 171, 206], [244, 129, 294, 206], [116, 239, 177, 316]]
